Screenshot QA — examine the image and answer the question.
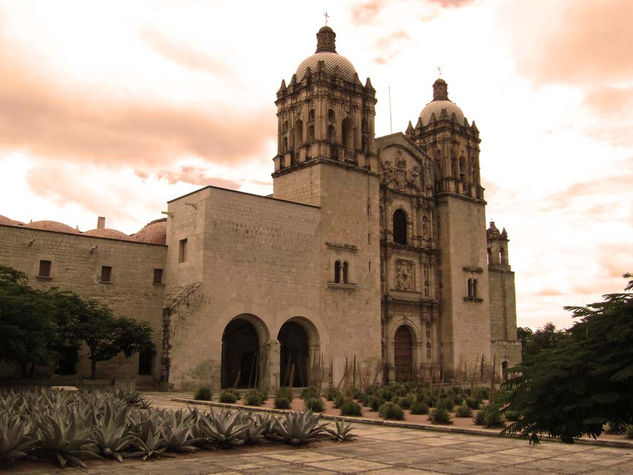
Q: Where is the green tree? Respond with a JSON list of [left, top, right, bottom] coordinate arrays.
[[504, 274, 633, 443], [0, 265, 155, 379], [0, 266, 58, 377], [70, 299, 154, 378], [517, 322, 569, 360]]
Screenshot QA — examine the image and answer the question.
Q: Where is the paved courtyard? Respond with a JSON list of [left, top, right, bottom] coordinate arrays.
[[17, 393, 633, 474]]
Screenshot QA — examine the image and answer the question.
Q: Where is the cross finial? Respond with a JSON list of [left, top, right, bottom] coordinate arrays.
[[324, 11, 329, 26], [437, 65, 442, 77]]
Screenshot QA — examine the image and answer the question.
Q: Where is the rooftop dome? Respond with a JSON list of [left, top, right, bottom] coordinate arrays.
[[419, 79, 466, 126], [0, 215, 24, 227], [83, 228, 137, 241], [295, 26, 357, 82], [133, 218, 167, 245], [26, 220, 79, 234]]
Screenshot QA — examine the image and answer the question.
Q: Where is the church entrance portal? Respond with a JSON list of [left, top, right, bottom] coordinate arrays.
[[394, 325, 413, 382], [221, 319, 260, 388], [278, 321, 309, 387]]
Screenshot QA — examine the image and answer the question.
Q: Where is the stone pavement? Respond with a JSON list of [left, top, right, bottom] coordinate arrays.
[[17, 392, 633, 474]]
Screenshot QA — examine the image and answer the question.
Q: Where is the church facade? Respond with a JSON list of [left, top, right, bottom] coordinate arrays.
[[0, 27, 520, 390]]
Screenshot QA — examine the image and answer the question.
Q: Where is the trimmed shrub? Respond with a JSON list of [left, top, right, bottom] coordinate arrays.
[[194, 387, 212, 401], [277, 387, 294, 402], [274, 396, 291, 409], [455, 405, 472, 418], [244, 389, 266, 406], [429, 407, 452, 425], [378, 402, 404, 420], [219, 390, 238, 404], [369, 396, 385, 412], [356, 392, 370, 406], [333, 394, 345, 409], [381, 388, 394, 401], [466, 397, 481, 410], [410, 400, 429, 415], [340, 399, 362, 416], [474, 404, 504, 428], [304, 397, 325, 413], [394, 395, 412, 410], [476, 387, 490, 400], [436, 398, 454, 412], [300, 387, 319, 400], [325, 386, 340, 401]]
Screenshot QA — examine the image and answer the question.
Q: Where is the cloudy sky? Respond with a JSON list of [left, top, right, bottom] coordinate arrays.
[[0, 0, 631, 330]]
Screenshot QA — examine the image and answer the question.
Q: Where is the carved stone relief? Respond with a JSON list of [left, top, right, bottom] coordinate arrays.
[[394, 259, 415, 291], [381, 148, 424, 192]]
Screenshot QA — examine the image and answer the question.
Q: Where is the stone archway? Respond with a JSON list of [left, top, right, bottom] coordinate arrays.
[[394, 325, 413, 382], [221, 316, 268, 389], [278, 317, 320, 388]]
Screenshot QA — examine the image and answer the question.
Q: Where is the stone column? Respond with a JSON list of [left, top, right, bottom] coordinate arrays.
[[266, 340, 280, 391]]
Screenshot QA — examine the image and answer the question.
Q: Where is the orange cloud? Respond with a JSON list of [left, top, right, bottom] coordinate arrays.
[[141, 29, 233, 76], [584, 87, 633, 118], [373, 30, 410, 64], [505, 0, 633, 85], [154, 166, 241, 189], [0, 29, 274, 170], [545, 174, 633, 210], [350, 0, 386, 26]]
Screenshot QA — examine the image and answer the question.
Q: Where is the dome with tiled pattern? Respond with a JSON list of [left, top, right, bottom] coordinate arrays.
[[295, 26, 357, 83], [419, 78, 467, 127]]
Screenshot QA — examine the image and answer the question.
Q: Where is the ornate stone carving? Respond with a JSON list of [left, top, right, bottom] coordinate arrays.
[[394, 259, 415, 291], [381, 149, 423, 191]]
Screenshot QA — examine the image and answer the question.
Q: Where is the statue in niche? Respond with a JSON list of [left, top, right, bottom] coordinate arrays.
[[395, 259, 415, 291]]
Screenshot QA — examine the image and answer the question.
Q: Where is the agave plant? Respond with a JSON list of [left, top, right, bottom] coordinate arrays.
[[238, 413, 273, 445], [159, 411, 200, 453], [130, 428, 169, 460], [325, 419, 356, 442], [197, 409, 247, 448], [90, 401, 135, 462], [274, 410, 328, 446], [0, 415, 38, 466], [34, 412, 101, 468], [112, 387, 151, 408]]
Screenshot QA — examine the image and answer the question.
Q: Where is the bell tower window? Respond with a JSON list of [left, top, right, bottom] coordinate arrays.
[[328, 108, 335, 122]]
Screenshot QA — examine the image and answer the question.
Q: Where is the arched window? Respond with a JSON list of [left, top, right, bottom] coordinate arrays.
[[459, 157, 466, 183], [342, 118, 353, 148], [342, 262, 349, 284], [294, 119, 303, 150], [500, 248, 506, 265], [282, 136, 288, 154], [334, 261, 341, 283], [308, 109, 315, 122], [328, 125, 335, 142], [487, 248, 492, 265], [393, 209, 407, 245], [328, 108, 335, 122]]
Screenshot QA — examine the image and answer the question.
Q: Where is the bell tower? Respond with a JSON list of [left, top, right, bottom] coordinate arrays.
[[406, 79, 491, 377], [272, 26, 379, 206]]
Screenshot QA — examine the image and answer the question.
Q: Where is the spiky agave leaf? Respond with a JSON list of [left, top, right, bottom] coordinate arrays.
[[0, 415, 38, 465], [130, 428, 170, 460], [159, 418, 200, 453], [90, 402, 135, 463], [275, 410, 328, 446], [325, 419, 356, 441], [198, 409, 247, 448], [35, 412, 101, 468]]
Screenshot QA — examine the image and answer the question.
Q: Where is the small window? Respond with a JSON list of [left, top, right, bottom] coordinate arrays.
[[100, 266, 112, 283], [38, 260, 51, 278], [467, 278, 478, 299], [308, 109, 315, 122], [334, 260, 341, 283], [393, 209, 407, 245], [328, 108, 335, 122], [153, 268, 163, 284], [342, 262, 349, 284], [138, 348, 155, 375], [179, 238, 188, 263]]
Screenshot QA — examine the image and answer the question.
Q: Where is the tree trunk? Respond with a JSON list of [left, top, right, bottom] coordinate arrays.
[[91, 359, 97, 379]]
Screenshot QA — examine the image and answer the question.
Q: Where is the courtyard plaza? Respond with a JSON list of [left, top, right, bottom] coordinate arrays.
[[16, 391, 633, 474]]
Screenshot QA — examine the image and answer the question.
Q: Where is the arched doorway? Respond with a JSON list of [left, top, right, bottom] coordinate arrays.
[[394, 325, 413, 382], [278, 321, 310, 387], [221, 318, 260, 389]]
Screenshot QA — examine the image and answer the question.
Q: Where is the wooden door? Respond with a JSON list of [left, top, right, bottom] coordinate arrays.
[[394, 326, 413, 382]]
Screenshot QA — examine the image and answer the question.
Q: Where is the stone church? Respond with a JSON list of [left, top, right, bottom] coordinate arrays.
[[0, 26, 521, 390]]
